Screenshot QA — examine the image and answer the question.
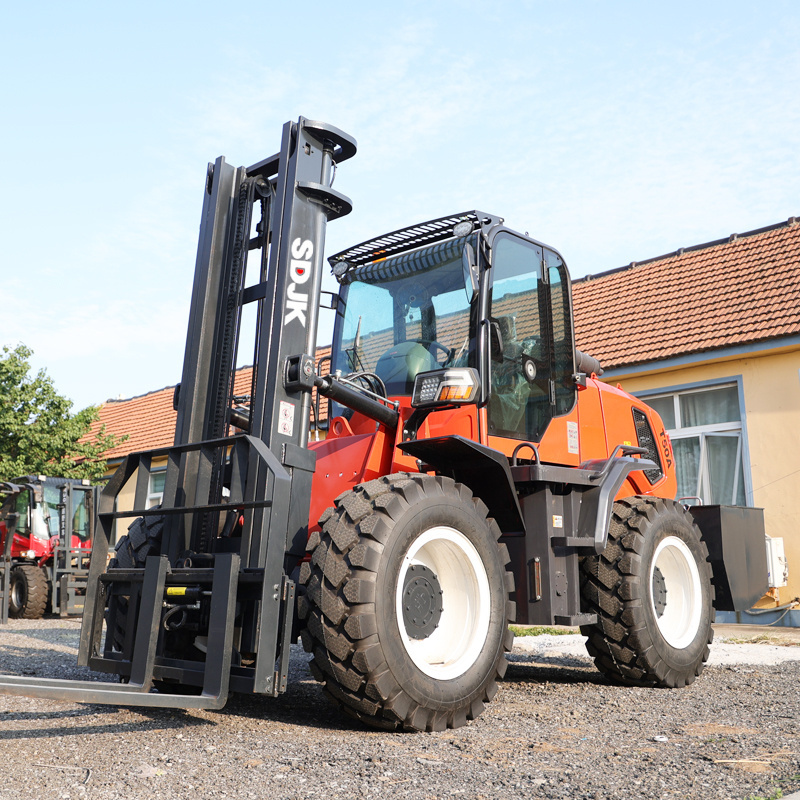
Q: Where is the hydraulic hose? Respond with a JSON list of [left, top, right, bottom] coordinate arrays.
[[743, 598, 799, 614]]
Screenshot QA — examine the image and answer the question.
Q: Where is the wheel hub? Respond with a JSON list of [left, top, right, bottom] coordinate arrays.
[[402, 564, 443, 640], [652, 565, 668, 618], [11, 581, 23, 609]]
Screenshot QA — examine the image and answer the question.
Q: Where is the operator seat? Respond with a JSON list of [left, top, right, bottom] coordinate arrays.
[[489, 314, 550, 439], [375, 341, 438, 395]]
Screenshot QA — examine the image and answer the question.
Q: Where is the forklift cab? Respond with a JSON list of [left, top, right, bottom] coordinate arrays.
[[328, 212, 578, 445], [0, 478, 94, 554]]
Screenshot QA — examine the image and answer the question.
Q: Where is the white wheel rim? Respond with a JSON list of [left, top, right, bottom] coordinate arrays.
[[650, 536, 703, 649], [395, 526, 491, 680]]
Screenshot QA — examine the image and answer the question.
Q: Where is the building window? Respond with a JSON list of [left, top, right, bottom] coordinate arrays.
[[643, 383, 748, 506], [148, 470, 166, 508]]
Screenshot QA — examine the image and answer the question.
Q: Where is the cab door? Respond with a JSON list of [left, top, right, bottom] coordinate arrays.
[[485, 233, 577, 449]]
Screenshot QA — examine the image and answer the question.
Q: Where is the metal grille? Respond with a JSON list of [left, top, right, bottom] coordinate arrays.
[[632, 408, 663, 484], [329, 211, 481, 271]]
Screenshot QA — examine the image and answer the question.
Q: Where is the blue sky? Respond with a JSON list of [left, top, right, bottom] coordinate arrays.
[[2, 1, 799, 411]]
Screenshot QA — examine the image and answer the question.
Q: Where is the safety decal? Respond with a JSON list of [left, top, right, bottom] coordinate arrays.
[[567, 421, 579, 454], [278, 400, 295, 436]]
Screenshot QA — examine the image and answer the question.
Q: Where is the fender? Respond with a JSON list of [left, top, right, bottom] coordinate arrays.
[[397, 435, 525, 533], [400, 436, 658, 555]]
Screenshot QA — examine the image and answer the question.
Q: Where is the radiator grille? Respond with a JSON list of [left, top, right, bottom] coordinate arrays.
[[632, 408, 663, 484]]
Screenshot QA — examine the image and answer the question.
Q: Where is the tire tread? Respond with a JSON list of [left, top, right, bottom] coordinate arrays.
[[580, 496, 714, 688], [299, 473, 513, 731], [9, 564, 48, 620]]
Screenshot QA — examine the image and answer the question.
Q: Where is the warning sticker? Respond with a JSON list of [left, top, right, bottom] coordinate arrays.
[[278, 401, 295, 437], [567, 421, 579, 454]]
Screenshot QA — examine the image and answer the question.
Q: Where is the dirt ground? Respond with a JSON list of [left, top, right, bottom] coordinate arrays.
[[1, 619, 799, 800]]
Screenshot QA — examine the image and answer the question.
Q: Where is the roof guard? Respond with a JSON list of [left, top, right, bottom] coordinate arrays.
[[329, 210, 499, 270]]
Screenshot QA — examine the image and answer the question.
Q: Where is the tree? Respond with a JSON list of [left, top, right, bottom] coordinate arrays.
[[0, 344, 125, 483]]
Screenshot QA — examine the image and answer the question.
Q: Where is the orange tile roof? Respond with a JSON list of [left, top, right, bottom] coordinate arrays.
[[90, 383, 177, 460], [573, 218, 800, 370], [90, 349, 331, 461]]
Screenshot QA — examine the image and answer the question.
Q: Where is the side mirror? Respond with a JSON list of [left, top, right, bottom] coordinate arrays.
[[462, 243, 479, 303], [31, 485, 43, 509], [490, 320, 504, 363]]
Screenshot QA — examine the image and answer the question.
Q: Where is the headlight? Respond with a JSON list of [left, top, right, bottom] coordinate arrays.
[[412, 368, 480, 408], [25, 550, 36, 559]]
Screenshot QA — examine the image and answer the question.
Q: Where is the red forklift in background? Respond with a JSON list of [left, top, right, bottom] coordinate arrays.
[[0, 476, 95, 623]]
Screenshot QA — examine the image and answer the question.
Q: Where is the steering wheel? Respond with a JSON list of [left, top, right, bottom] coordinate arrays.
[[416, 339, 454, 366]]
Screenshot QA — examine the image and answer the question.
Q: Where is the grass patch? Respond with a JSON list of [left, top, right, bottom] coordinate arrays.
[[743, 788, 782, 800], [724, 635, 800, 646], [509, 625, 578, 637]]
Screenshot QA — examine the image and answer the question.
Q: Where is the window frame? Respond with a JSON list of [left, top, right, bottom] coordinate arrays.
[[635, 377, 753, 506]]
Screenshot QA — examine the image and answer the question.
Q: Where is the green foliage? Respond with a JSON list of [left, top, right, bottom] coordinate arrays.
[[0, 344, 125, 483], [509, 625, 578, 637]]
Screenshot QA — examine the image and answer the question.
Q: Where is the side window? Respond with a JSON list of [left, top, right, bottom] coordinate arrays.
[[545, 249, 577, 416], [43, 484, 61, 537], [71, 490, 92, 541], [0, 492, 28, 535], [336, 281, 395, 374], [488, 235, 551, 441], [0, 495, 15, 534]]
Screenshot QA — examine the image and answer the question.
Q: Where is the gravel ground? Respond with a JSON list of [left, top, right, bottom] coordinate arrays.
[[1, 618, 799, 800]]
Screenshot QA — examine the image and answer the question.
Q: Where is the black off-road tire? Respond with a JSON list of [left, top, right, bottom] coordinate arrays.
[[110, 514, 164, 571], [580, 496, 714, 688], [107, 514, 202, 694], [9, 564, 49, 620], [298, 473, 515, 732], [107, 515, 164, 652]]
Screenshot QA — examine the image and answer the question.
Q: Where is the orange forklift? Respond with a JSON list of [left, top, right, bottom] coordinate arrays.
[[0, 117, 767, 731]]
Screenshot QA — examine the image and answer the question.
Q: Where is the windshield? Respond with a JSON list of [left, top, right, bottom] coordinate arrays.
[[332, 236, 477, 397], [0, 488, 50, 542]]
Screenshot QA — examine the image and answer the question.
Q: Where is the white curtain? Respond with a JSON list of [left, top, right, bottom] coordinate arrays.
[[706, 435, 743, 505], [679, 387, 739, 427], [673, 437, 700, 500]]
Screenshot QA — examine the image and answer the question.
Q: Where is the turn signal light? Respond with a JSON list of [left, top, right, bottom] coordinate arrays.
[[411, 368, 480, 408]]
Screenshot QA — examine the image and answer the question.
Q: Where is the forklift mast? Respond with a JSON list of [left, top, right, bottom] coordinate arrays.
[[172, 118, 356, 561]]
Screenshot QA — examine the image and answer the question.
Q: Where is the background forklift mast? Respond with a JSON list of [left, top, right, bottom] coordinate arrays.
[[0, 118, 767, 732], [0, 476, 95, 622]]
